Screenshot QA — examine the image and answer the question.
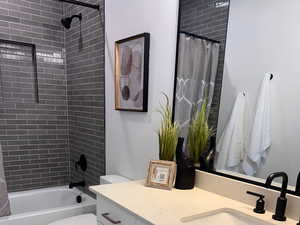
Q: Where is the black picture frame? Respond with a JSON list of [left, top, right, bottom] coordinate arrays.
[[114, 33, 150, 112], [172, 1, 299, 197]]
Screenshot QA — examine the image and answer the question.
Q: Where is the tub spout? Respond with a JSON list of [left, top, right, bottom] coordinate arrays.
[[69, 180, 85, 189]]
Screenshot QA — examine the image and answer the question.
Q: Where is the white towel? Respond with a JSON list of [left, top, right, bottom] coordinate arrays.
[[0, 178, 10, 217], [0, 144, 10, 217], [215, 92, 246, 171], [242, 73, 272, 175]]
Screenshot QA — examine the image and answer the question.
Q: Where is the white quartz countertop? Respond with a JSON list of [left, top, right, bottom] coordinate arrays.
[[90, 181, 297, 225]]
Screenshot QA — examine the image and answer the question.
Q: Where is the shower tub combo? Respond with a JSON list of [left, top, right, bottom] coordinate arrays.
[[0, 186, 96, 225]]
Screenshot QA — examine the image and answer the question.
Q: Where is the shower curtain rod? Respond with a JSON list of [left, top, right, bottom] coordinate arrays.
[[180, 31, 220, 44], [58, 0, 100, 10]]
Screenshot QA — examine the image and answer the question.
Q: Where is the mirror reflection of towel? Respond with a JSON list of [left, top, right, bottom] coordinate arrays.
[[215, 92, 246, 171], [242, 73, 272, 175], [0, 143, 10, 217], [0, 178, 10, 217]]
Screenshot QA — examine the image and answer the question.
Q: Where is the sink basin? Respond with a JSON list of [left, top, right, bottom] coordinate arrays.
[[181, 208, 274, 225]]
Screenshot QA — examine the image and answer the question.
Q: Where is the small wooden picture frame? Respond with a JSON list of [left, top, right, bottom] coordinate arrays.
[[146, 160, 177, 190]]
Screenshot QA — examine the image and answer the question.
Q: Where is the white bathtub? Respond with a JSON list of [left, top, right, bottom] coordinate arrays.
[[0, 186, 96, 225]]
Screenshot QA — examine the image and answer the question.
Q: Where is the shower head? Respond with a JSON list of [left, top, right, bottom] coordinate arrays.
[[61, 13, 82, 29]]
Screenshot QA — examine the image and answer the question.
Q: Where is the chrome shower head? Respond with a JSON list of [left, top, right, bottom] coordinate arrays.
[[61, 13, 82, 29]]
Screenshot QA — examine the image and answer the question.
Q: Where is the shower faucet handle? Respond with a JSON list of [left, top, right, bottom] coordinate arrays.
[[75, 154, 87, 172]]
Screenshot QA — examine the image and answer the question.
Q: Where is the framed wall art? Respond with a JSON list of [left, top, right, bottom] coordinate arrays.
[[146, 160, 177, 190], [115, 33, 150, 112]]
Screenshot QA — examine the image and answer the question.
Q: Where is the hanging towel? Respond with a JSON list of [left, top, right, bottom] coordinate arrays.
[[0, 144, 10, 217], [215, 92, 246, 171], [242, 73, 272, 175]]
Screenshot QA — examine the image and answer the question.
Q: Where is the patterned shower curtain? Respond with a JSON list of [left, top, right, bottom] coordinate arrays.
[[174, 33, 220, 139], [0, 144, 10, 217]]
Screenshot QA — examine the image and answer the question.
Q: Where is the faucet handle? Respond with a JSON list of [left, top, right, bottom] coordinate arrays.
[[75, 154, 87, 172], [246, 191, 266, 214]]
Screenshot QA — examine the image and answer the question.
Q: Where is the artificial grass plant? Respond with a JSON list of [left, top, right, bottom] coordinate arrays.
[[157, 93, 179, 161]]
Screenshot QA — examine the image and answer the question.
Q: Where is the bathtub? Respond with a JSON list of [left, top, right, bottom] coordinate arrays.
[[0, 186, 96, 225]]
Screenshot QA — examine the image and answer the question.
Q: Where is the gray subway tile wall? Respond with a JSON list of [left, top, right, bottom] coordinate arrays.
[[0, 0, 105, 193], [64, 0, 105, 194], [0, 0, 69, 192], [180, 0, 230, 129]]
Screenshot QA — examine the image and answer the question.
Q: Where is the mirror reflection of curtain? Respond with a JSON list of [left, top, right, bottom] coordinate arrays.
[[174, 33, 220, 139], [0, 144, 10, 217]]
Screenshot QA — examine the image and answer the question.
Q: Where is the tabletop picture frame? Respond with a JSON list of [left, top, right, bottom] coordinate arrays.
[[146, 160, 177, 190]]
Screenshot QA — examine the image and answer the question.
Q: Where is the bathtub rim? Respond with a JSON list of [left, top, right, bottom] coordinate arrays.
[[0, 186, 96, 221]]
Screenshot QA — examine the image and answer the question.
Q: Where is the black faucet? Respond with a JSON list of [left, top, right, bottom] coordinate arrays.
[[295, 172, 300, 195], [69, 180, 85, 189], [265, 172, 288, 221]]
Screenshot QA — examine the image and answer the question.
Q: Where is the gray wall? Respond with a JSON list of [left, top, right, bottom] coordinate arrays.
[[0, 0, 69, 192], [64, 0, 105, 194], [179, 0, 230, 128]]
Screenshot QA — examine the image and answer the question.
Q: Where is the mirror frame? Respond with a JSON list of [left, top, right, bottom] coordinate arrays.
[[172, 0, 299, 197]]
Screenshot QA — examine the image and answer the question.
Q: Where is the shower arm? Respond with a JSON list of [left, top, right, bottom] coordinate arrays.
[[58, 0, 100, 11], [71, 14, 82, 21]]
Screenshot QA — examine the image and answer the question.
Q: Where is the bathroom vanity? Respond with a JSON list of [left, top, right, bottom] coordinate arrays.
[[92, 190, 150, 225], [90, 172, 300, 225]]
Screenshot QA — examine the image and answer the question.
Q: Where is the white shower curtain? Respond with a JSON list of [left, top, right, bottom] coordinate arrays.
[[0, 144, 10, 217], [174, 33, 220, 138]]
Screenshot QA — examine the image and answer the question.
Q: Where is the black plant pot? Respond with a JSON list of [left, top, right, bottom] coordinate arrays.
[[175, 137, 195, 190]]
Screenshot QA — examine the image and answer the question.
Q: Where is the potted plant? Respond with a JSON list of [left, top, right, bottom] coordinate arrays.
[[157, 93, 179, 161], [187, 100, 214, 167]]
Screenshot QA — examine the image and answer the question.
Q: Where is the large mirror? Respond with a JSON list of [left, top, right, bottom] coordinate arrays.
[[173, 0, 300, 193]]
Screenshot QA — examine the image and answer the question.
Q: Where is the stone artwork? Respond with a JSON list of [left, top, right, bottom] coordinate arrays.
[[115, 33, 150, 112]]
